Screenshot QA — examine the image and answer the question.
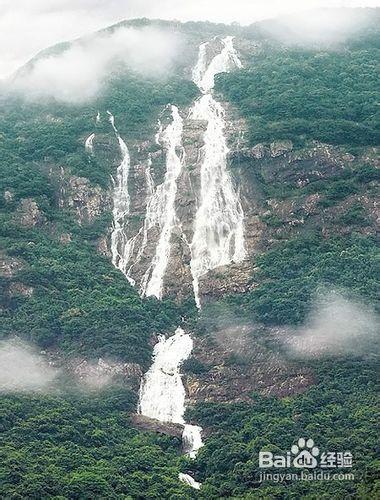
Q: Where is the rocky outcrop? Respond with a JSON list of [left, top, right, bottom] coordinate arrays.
[[184, 324, 314, 404], [3, 190, 14, 202], [129, 414, 184, 439], [71, 357, 142, 389], [15, 198, 46, 227], [59, 233, 72, 245], [8, 282, 34, 297], [96, 235, 111, 257], [59, 175, 111, 224], [0, 254, 24, 277], [270, 140, 293, 157]]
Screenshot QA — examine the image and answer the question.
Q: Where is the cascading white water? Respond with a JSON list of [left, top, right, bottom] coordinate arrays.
[[189, 36, 246, 307], [178, 473, 201, 490], [108, 36, 245, 491], [140, 106, 184, 299], [138, 327, 204, 486], [85, 133, 95, 154], [108, 111, 134, 283], [138, 327, 192, 422]]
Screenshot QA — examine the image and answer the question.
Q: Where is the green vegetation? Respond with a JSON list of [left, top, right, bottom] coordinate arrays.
[[0, 390, 196, 499], [212, 234, 378, 326], [0, 73, 197, 186], [188, 357, 378, 499], [0, 58, 199, 363], [216, 48, 379, 147], [1, 224, 183, 363], [1, 14, 379, 500]]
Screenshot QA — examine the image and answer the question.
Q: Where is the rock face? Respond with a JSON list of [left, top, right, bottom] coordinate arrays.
[[0, 254, 24, 278], [129, 414, 184, 439], [270, 140, 293, 157], [8, 282, 34, 297], [60, 175, 111, 224], [4, 190, 14, 202], [184, 324, 314, 403], [71, 358, 142, 390], [15, 198, 46, 227], [59, 233, 72, 245], [95, 97, 264, 304]]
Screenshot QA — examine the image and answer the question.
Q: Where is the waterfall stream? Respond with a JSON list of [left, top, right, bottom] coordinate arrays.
[[106, 36, 245, 491], [189, 36, 246, 307], [84, 133, 95, 154], [138, 327, 203, 488], [108, 111, 134, 283], [140, 105, 184, 299]]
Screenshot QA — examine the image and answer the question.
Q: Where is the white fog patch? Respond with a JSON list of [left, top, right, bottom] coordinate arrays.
[[286, 292, 379, 357], [11, 26, 181, 103], [260, 8, 376, 45], [0, 339, 58, 392]]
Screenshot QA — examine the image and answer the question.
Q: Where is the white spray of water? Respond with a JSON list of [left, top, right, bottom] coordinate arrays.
[[84, 132, 95, 154], [138, 327, 204, 460], [179, 472, 201, 490], [190, 36, 246, 307], [141, 106, 185, 299], [108, 111, 134, 282]]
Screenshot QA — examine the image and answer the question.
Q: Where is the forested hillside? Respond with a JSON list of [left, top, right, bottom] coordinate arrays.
[[0, 9, 378, 499]]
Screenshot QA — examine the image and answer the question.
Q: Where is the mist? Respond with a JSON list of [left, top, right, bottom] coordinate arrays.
[[0, 339, 59, 392], [286, 292, 379, 358], [11, 26, 182, 103], [256, 7, 378, 46]]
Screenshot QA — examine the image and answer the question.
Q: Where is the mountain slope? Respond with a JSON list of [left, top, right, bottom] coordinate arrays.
[[0, 9, 379, 499]]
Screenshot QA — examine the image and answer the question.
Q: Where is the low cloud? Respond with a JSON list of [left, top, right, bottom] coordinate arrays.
[[0, 339, 59, 392], [286, 292, 379, 358], [260, 7, 377, 46], [11, 26, 182, 103]]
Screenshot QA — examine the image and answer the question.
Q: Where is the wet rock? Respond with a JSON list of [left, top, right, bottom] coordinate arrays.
[[129, 414, 184, 439]]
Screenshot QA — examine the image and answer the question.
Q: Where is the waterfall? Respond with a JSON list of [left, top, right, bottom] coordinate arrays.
[[108, 36, 245, 491], [108, 111, 134, 283], [138, 327, 192, 422], [189, 36, 246, 308], [178, 473, 201, 490], [85, 133, 95, 154], [138, 327, 203, 486], [140, 106, 184, 299]]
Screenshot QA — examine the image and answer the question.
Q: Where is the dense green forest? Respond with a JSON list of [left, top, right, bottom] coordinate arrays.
[[188, 357, 378, 498], [216, 234, 379, 325], [0, 390, 197, 499], [216, 48, 379, 147]]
